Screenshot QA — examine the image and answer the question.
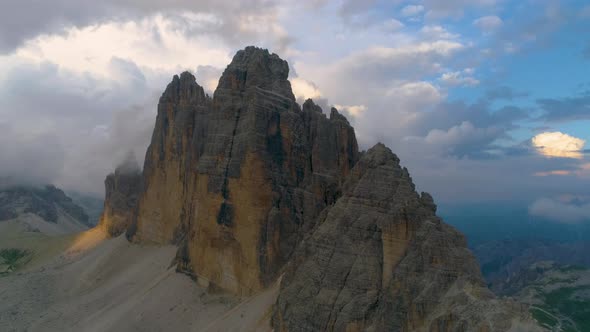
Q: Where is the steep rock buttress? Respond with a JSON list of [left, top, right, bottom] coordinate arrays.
[[272, 144, 537, 331], [128, 47, 359, 294]]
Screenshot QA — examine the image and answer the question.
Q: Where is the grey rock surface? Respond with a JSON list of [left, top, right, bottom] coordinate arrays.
[[0, 185, 89, 226], [130, 46, 359, 294], [98, 160, 141, 237], [273, 144, 540, 332]]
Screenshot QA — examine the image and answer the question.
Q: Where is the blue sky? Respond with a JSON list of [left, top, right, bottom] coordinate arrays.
[[0, 0, 588, 223]]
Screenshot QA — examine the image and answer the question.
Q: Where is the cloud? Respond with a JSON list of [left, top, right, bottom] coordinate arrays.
[[537, 92, 590, 122], [532, 132, 586, 159], [381, 19, 405, 32], [334, 104, 367, 118], [291, 77, 323, 102], [404, 121, 504, 158], [0, 57, 159, 194], [423, 0, 499, 19], [0, 123, 65, 186], [529, 197, 590, 224], [485, 86, 529, 100], [337, 0, 377, 18], [305, 40, 464, 88], [0, 0, 290, 53], [13, 15, 233, 77], [401, 5, 424, 17], [0, 0, 586, 208], [534, 163, 590, 178], [534, 170, 571, 176], [420, 25, 460, 40], [440, 70, 479, 87], [194, 65, 224, 94], [473, 15, 503, 32]]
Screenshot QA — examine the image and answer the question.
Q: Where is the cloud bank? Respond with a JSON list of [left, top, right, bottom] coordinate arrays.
[[0, 0, 588, 206]]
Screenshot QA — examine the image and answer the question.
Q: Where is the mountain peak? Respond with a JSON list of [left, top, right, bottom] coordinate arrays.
[[215, 46, 295, 101], [161, 70, 206, 105]]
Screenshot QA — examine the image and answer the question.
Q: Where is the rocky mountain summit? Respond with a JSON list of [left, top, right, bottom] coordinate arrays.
[[126, 46, 358, 295], [97, 46, 542, 331]]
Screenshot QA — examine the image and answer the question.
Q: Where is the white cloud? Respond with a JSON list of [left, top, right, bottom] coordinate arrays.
[[381, 19, 404, 32], [420, 25, 460, 40], [385, 81, 443, 109], [532, 132, 586, 159], [291, 77, 323, 101], [0, 0, 289, 53], [194, 65, 224, 94], [334, 104, 367, 118], [473, 15, 503, 32], [401, 5, 424, 17], [440, 70, 479, 86], [403, 121, 502, 157], [15, 14, 233, 78], [529, 197, 590, 224]]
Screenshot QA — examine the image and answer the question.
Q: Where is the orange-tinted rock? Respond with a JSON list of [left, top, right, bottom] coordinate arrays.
[[130, 47, 359, 294]]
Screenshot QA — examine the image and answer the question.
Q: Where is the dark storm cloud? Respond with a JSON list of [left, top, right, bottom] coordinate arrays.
[[536, 92, 590, 122], [0, 0, 285, 53]]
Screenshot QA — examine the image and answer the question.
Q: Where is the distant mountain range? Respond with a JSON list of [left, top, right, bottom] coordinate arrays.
[[0, 184, 93, 235]]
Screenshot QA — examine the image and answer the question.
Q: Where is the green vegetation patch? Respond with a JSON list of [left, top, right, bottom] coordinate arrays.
[[542, 285, 590, 331], [530, 307, 558, 329], [0, 248, 32, 275]]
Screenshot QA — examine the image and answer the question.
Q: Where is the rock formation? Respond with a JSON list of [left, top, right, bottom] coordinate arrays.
[[128, 46, 358, 294], [0, 184, 90, 226], [110, 46, 541, 330], [98, 155, 141, 237], [272, 144, 535, 331]]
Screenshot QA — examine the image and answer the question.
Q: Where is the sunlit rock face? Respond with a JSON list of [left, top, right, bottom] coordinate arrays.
[[129, 46, 359, 294], [98, 163, 141, 237], [127, 71, 209, 244]]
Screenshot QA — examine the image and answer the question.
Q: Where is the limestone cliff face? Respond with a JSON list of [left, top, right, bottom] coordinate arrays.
[[98, 163, 141, 237], [130, 47, 359, 294], [272, 144, 539, 332], [128, 72, 209, 243]]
